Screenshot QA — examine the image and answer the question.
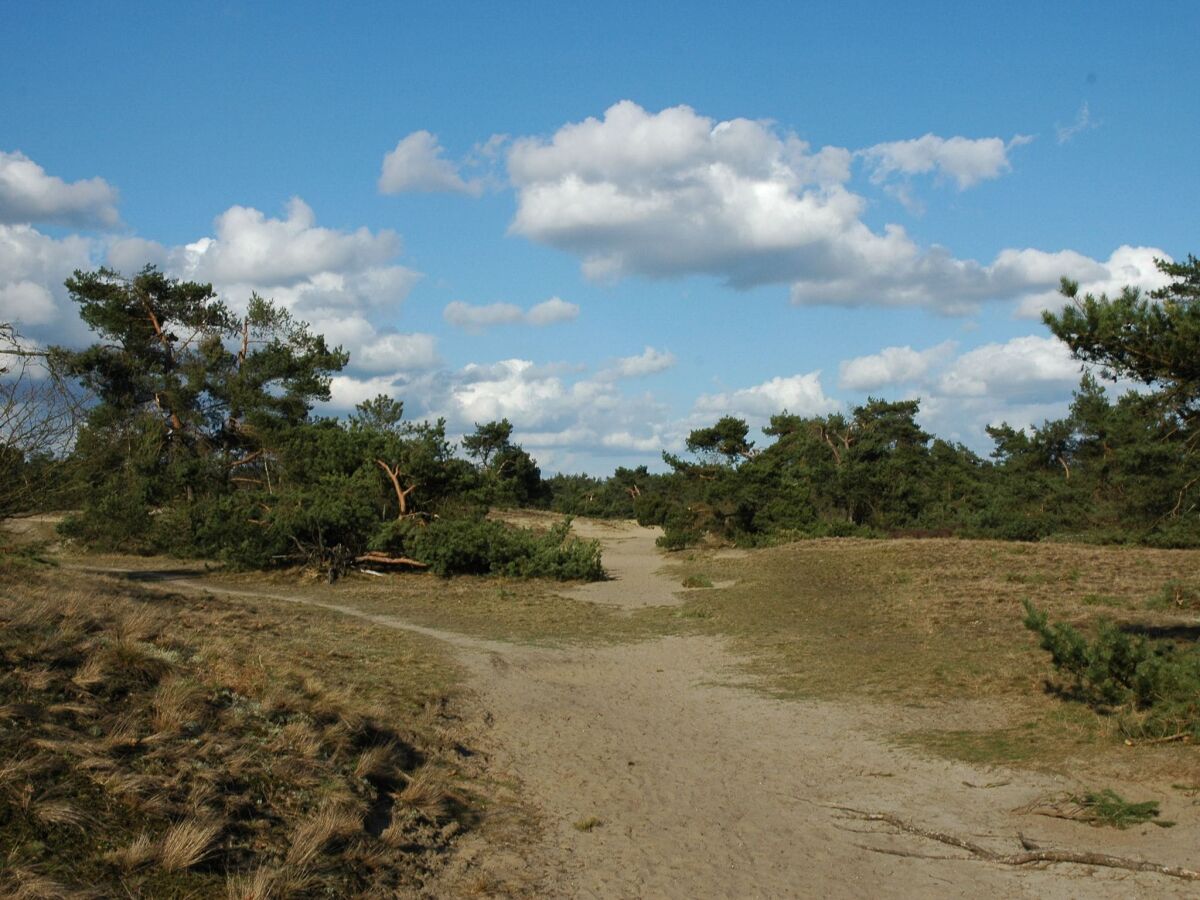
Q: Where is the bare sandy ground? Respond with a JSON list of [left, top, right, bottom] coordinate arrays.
[[563, 518, 686, 609], [73, 522, 1200, 897]]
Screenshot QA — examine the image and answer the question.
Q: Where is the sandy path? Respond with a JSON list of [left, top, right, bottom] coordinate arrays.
[[563, 518, 684, 609], [457, 620, 1196, 898], [75, 527, 1200, 897]]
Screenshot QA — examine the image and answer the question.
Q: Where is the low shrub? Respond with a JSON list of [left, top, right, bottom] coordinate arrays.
[[1023, 600, 1200, 739], [371, 515, 604, 580]]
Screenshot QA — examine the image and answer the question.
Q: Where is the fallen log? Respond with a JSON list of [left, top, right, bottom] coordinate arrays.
[[354, 552, 429, 569]]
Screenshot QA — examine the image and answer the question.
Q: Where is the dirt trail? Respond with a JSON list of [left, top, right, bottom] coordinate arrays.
[[77, 527, 1200, 898], [563, 518, 684, 609], [451, 527, 1198, 898]]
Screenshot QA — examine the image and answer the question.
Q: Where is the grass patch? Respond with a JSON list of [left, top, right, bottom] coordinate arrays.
[[207, 568, 683, 647], [665, 537, 1200, 778], [1081, 593, 1124, 608], [681, 574, 714, 589], [1146, 579, 1200, 612], [900, 704, 1103, 767], [0, 566, 481, 896]]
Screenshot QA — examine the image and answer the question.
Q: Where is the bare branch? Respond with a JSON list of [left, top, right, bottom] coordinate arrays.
[[829, 805, 1200, 882]]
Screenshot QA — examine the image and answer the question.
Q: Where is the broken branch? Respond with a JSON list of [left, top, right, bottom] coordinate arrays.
[[829, 805, 1200, 881]]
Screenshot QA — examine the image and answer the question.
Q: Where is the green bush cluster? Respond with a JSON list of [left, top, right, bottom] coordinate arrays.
[[371, 516, 603, 580], [1023, 601, 1200, 739]]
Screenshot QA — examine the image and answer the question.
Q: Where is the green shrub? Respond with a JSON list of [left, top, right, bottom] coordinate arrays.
[[656, 508, 703, 550], [371, 516, 603, 580], [1023, 601, 1200, 738], [59, 487, 154, 551]]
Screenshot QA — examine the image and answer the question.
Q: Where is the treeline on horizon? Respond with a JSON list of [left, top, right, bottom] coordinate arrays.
[[548, 257, 1200, 550], [3, 255, 1198, 571], [545, 377, 1198, 549]]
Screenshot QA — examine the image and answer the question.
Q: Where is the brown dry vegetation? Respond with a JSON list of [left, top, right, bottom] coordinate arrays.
[[0, 554, 491, 898]]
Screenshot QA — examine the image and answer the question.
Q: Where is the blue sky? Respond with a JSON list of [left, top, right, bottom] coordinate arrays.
[[2, 1, 1196, 473]]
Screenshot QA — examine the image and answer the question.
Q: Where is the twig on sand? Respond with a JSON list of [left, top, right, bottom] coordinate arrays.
[[826, 805, 1200, 882]]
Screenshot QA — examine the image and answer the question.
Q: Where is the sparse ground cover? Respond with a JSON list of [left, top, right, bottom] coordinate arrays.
[[182, 526, 1200, 787], [663, 537, 1200, 780], [96, 524, 1200, 785], [0, 552, 536, 898], [8, 516, 1200, 895], [217, 569, 680, 647]]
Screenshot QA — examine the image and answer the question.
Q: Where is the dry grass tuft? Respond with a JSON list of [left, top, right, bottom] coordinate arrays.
[[69, 654, 106, 690], [30, 798, 87, 830], [45, 703, 93, 718], [224, 866, 278, 900], [17, 668, 53, 691], [396, 767, 451, 820], [5, 871, 80, 899], [158, 818, 222, 871], [105, 833, 157, 871], [0, 758, 40, 792], [225, 866, 313, 900], [0, 565, 475, 896], [353, 742, 397, 780], [286, 805, 362, 868], [271, 721, 322, 758], [150, 675, 202, 732]]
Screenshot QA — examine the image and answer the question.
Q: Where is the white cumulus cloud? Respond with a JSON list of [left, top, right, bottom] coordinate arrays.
[[836, 335, 1102, 452], [860, 133, 1032, 190], [105, 199, 426, 379], [506, 101, 1159, 316], [694, 372, 837, 421], [0, 280, 58, 327], [176, 197, 401, 286], [443, 296, 579, 332], [327, 352, 679, 471], [838, 341, 956, 391], [379, 131, 483, 196], [0, 224, 96, 336], [525, 296, 579, 326], [0, 150, 119, 228], [1014, 245, 1172, 318], [598, 346, 676, 380], [935, 335, 1081, 401]]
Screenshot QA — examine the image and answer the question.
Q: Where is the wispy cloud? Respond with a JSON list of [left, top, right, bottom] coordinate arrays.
[[1056, 102, 1099, 145]]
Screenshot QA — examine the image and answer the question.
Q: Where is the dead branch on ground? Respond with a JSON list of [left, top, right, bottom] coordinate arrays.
[[353, 552, 428, 569], [827, 805, 1200, 882]]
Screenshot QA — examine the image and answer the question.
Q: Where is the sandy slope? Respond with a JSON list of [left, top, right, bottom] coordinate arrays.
[[75, 524, 1200, 898]]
